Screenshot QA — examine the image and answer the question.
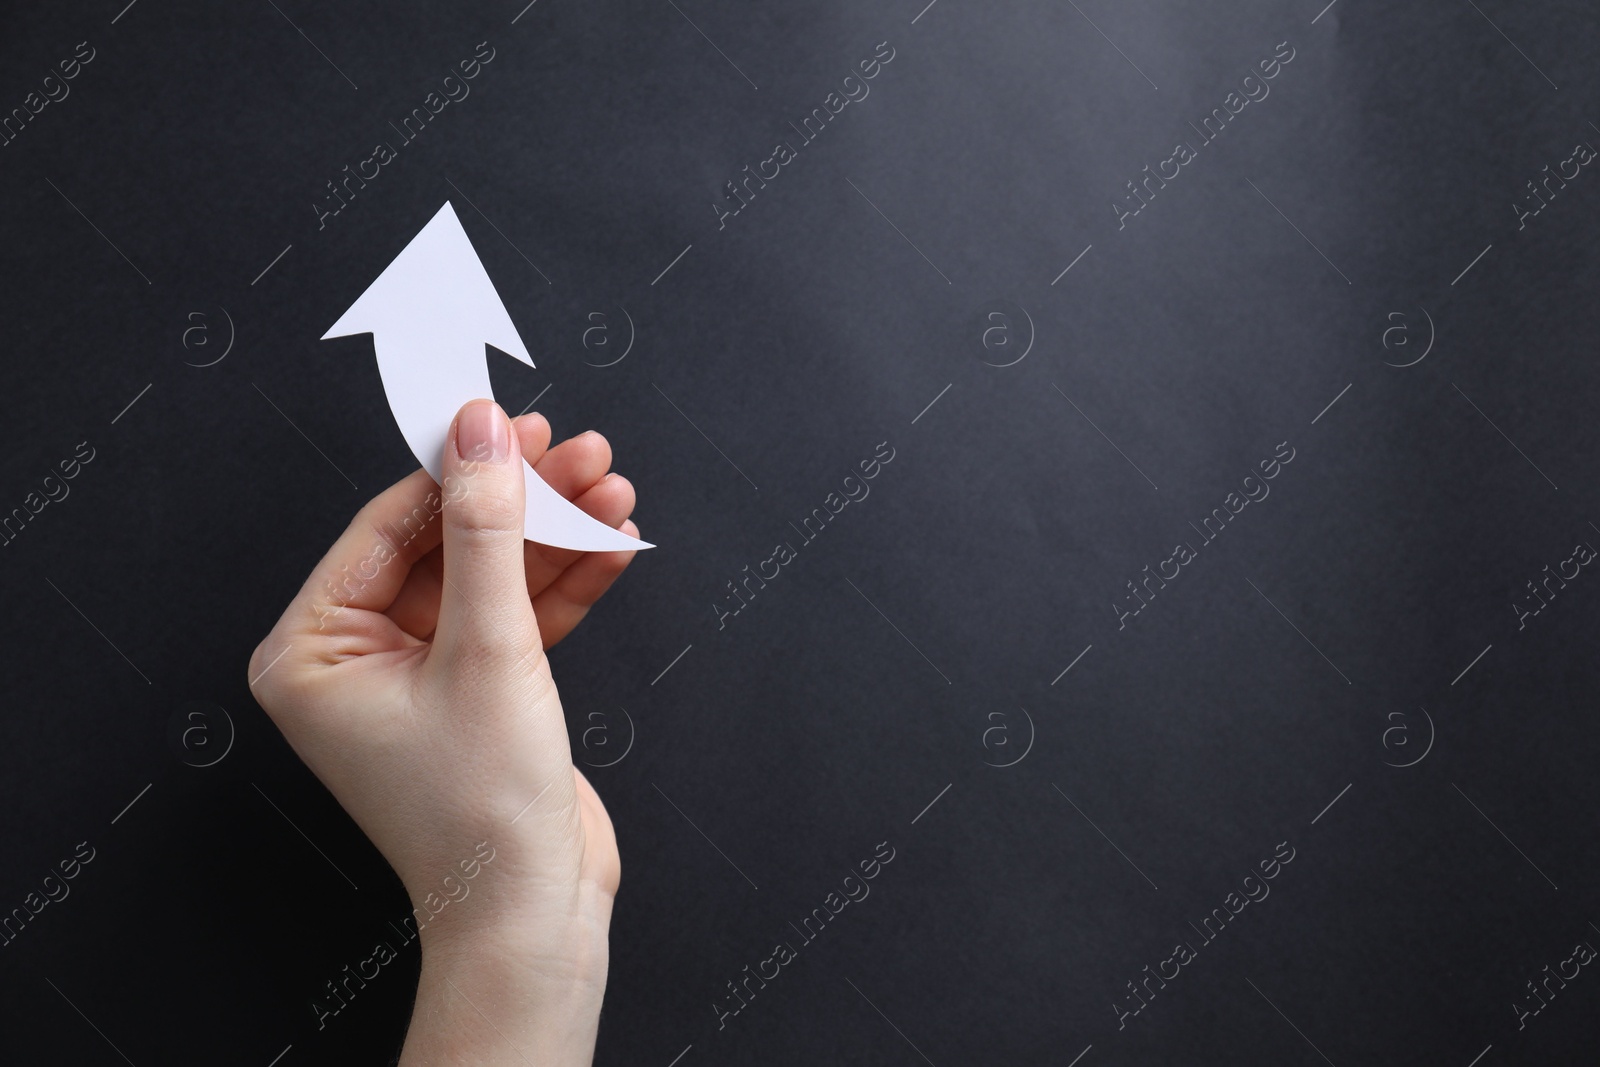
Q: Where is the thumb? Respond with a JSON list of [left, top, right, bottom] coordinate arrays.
[[431, 398, 544, 669]]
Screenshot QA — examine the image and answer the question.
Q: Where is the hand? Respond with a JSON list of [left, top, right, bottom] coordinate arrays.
[[247, 399, 638, 1065]]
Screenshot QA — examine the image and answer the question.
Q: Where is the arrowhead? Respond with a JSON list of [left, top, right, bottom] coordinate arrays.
[[321, 201, 533, 367]]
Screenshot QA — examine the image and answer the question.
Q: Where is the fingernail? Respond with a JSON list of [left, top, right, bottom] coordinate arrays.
[[457, 400, 509, 463]]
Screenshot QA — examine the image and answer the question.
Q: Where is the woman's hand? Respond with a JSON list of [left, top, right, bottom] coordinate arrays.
[[247, 399, 638, 1065]]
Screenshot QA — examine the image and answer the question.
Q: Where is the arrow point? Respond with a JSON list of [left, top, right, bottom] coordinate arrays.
[[321, 308, 367, 342], [319, 201, 534, 367], [488, 334, 533, 367]]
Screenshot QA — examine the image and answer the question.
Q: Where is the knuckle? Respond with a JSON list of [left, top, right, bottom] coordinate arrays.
[[247, 636, 315, 716], [246, 640, 288, 707], [245, 641, 268, 696], [445, 479, 523, 538]]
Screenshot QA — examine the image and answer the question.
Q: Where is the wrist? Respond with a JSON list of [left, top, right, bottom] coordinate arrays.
[[401, 888, 612, 1066]]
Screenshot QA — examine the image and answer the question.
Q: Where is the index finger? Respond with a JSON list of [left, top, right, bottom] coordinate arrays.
[[285, 465, 448, 640]]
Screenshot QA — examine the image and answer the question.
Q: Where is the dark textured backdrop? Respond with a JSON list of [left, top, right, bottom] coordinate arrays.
[[3, 1, 1599, 1063]]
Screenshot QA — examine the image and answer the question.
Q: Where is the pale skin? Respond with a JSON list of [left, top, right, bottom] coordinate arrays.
[[248, 398, 635, 1065]]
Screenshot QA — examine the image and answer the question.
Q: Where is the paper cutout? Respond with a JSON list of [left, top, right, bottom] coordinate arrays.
[[322, 202, 653, 552]]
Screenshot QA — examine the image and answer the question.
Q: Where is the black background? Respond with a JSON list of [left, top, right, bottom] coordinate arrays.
[[2, 1, 1599, 1064]]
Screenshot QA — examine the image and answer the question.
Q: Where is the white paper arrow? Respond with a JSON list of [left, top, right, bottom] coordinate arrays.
[[322, 201, 653, 552]]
